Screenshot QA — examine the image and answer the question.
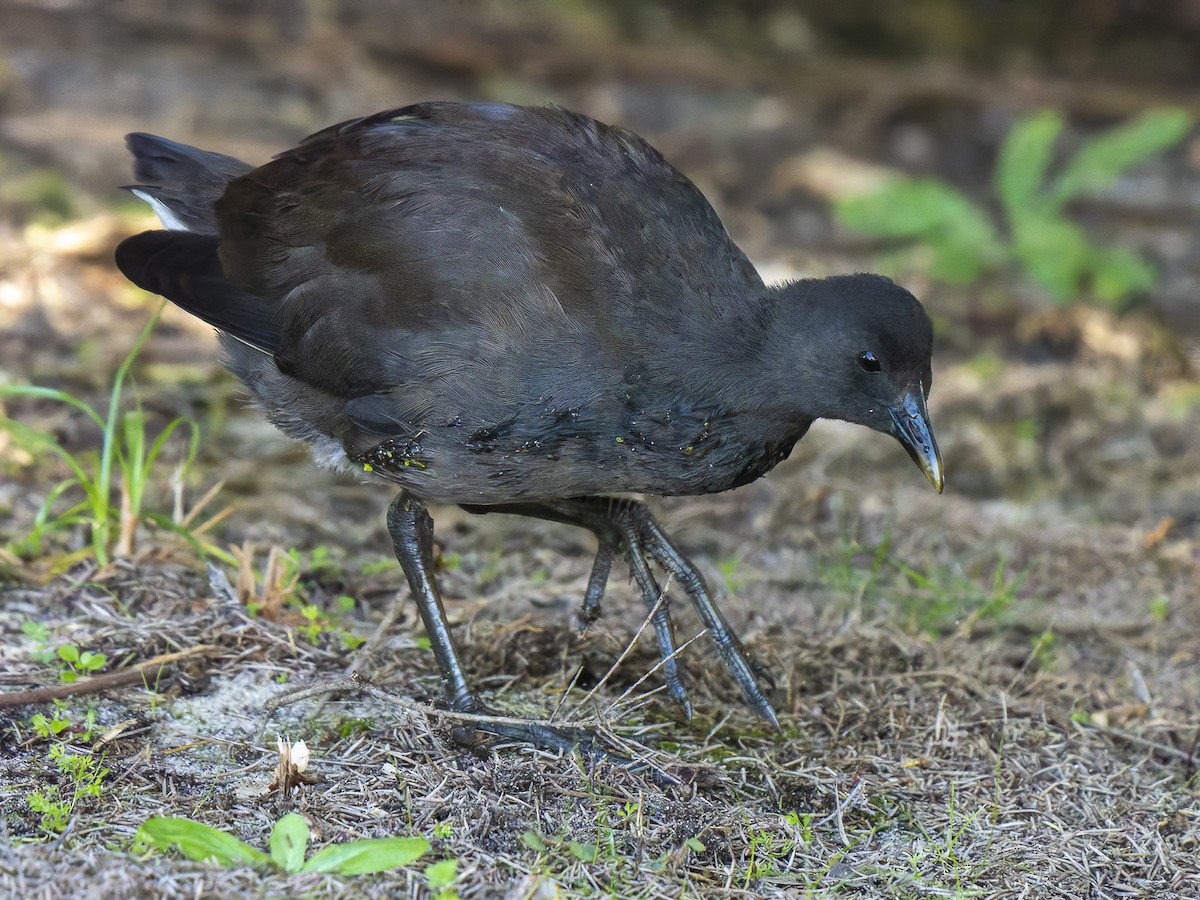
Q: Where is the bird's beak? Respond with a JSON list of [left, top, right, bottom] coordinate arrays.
[[889, 384, 944, 494]]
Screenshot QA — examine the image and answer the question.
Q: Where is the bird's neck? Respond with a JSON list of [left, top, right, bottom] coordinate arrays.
[[659, 289, 818, 443]]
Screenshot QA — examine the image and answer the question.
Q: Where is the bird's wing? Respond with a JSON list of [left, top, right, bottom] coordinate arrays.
[[120, 103, 764, 433], [210, 103, 762, 406]]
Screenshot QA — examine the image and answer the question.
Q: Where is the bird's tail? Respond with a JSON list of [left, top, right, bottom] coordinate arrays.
[[122, 134, 253, 234]]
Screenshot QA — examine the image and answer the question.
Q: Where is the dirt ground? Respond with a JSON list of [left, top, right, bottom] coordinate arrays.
[[1, 2, 1198, 898]]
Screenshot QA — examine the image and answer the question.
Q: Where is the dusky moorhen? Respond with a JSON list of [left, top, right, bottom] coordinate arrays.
[[116, 101, 943, 753]]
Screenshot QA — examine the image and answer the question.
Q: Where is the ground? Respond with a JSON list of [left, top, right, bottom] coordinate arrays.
[[1, 3, 1198, 898]]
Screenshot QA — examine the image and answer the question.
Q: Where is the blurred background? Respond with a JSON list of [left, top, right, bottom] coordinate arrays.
[[1, 1, 1198, 891]]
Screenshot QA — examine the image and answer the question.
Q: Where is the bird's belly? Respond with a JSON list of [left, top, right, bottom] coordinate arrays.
[[347, 410, 807, 505]]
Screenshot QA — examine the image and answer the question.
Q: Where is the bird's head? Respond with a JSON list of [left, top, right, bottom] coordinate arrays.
[[772, 273, 943, 493]]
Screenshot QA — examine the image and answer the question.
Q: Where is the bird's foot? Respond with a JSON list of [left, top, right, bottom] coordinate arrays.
[[444, 696, 675, 783]]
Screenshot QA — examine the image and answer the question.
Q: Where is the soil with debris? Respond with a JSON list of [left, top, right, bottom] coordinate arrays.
[[1, 3, 1198, 898]]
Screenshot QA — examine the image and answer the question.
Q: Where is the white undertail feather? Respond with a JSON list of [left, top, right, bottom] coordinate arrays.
[[131, 189, 190, 232]]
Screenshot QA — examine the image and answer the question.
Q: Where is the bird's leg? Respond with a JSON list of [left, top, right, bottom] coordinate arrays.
[[544, 497, 778, 728], [461, 498, 690, 717], [579, 537, 616, 628], [386, 491, 618, 758], [612, 528, 691, 717], [387, 491, 474, 710], [637, 514, 779, 729]]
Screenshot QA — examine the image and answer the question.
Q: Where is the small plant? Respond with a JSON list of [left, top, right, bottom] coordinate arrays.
[[360, 555, 398, 576], [0, 304, 228, 566], [136, 813, 430, 875], [1148, 595, 1170, 622], [21, 620, 55, 665], [29, 710, 71, 740], [886, 556, 1026, 637], [26, 743, 109, 835], [906, 784, 986, 892], [294, 596, 365, 651], [55, 644, 108, 683], [231, 545, 365, 649], [835, 108, 1193, 304], [24, 627, 109, 684], [740, 821, 796, 885], [25, 788, 72, 835], [521, 829, 600, 864], [1027, 628, 1058, 670], [425, 858, 460, 900], [717, 556, 746, 593], [815, 533, 893, 608], [233, 542, 303, 618], [29, 700, 98, 742], [785, 810, 813, 844]]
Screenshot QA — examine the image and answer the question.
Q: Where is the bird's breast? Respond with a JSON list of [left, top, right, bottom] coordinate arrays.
[[348, 400, 808, 504]]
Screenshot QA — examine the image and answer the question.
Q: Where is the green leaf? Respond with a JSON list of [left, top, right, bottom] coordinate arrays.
[[521, 830, 547, 852], [1051, 108, 1192, 204], [926, 234, 998, 284], [137, 817, 271, 867], [269, 813, 309, 873], [301, 836, 429, 875], [1090, 245, 1157, 304], [57, 645, 79, 665], [425, 858, 458, 889], [835, 178, 1002, 285], [685, 837, 706, 852], [835, 178, 986, 238], [995, 110, 1063, 220], [1013, 215, 1093, 301], [567, 841, 598, 862]]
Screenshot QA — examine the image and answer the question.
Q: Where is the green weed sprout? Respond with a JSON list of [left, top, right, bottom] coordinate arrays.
[[26, 743, 109, 835], [136, 813, 430, 876], [835, 108, 1193, 304], [0, 303, 220, 566]]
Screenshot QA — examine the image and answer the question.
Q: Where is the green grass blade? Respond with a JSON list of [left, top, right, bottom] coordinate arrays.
[[119, 407, 148, 536], [140, 417, 199, 493], [0, 385, 106, 430], [0, 417, 95, 491], [141, 511, 238, 567], [9, 479, 82, 557], [95, 302, 167, 564]]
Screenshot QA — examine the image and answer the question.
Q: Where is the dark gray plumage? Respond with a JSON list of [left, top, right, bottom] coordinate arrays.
[[116, 102, 943, 754]]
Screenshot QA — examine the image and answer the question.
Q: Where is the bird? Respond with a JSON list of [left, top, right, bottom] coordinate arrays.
[[115, 101, 943, 755]]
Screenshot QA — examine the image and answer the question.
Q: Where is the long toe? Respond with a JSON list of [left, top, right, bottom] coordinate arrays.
[[445, 698, 659, 774], [720, 655, 779, 729]]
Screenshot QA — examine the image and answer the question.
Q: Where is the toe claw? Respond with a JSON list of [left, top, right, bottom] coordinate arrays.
[[665, 677, 693, 718], [750, 657, 777, 692]]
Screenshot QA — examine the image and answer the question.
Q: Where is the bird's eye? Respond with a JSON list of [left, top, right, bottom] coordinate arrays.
[[858, 351, 882, 373]]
